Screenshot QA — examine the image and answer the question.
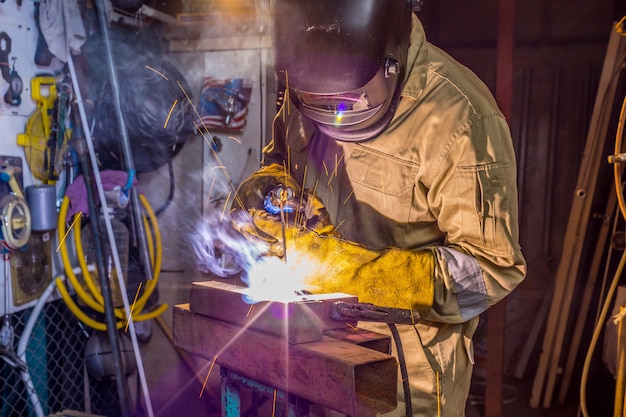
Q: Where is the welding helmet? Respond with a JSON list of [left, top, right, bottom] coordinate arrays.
[[272, 0, 418, 142]]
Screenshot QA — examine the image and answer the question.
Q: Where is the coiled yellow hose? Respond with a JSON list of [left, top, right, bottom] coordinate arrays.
[[56, 193, 167, 331]]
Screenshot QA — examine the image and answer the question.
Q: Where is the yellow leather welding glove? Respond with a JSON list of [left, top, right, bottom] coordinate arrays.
[[251, 210, 435, 318]]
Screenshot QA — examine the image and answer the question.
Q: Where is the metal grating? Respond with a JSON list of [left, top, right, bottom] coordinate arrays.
[[0, 298, 119, 417]]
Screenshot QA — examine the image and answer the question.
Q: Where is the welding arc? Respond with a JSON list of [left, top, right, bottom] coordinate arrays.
[[56, 194, 167, 330]]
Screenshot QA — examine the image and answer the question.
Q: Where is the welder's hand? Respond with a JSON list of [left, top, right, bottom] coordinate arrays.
[[233, 163, 333, 233], [232, 164, 301, 213], [230, 208, 279, 247], [250, 211, 435, 317]]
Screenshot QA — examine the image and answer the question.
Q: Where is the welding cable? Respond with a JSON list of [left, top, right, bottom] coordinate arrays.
[[611, 93, 626, 219], [56, 194, 166, 329], [387, 323, 412, 417], [61, 193, 162, 317], [580, 248, 626, 417]]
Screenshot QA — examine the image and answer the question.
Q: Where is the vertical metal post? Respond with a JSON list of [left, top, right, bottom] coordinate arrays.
[[71, 130, 131, 417], [221, 368, 242, 417], [486, 0, 514, 416], [92, 0, 154, 294]]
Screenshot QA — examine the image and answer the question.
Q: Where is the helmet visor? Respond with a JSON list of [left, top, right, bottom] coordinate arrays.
[[291, 64, 391, 129]]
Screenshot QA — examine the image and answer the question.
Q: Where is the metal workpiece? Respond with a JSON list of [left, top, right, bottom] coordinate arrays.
[[189, 280, 358, 344], [172, 304, 398, 417]]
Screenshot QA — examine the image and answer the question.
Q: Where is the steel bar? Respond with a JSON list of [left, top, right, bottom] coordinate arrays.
[[173, 304, 397, 417], [189, 281, 358, 344]]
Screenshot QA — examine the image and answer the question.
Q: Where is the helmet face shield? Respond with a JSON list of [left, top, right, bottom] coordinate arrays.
[[292, 63, 394, 129], [272, 0, 412, 142]]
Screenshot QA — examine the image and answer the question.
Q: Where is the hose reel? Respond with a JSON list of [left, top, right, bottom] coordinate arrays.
[[0, 194, 31, 251]]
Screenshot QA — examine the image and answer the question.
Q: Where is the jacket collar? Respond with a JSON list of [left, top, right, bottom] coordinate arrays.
[[402, 14, 429, 101]]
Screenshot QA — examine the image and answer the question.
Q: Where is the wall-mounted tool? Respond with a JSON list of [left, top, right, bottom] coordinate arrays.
[[17, 75, 65, 183], [0, 165, 31, 251], [0, 32, 22, 107]]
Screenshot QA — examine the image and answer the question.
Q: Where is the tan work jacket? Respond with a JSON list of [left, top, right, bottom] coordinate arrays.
[[263, 15, 527, 417]]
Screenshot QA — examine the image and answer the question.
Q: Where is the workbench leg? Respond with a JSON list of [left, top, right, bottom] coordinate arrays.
[[220, 367, 310, 417], [222, 370, 242, 417]]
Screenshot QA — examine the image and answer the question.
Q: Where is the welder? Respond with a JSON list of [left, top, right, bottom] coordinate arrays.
[[233, 0, 527, 415]]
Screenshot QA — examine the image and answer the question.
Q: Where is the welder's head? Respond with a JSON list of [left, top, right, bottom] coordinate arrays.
[[272, 0, 415, 142]]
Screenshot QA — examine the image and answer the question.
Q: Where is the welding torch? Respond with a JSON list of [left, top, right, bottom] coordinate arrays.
[[263, 184, 299, 262]]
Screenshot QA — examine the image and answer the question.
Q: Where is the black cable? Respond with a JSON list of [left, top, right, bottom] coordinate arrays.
[[153, 159, 175, 217], [388, 323, 412, 417]]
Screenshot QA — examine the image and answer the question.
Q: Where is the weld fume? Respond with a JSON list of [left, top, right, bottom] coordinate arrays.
[[191, 210, 264, 281]]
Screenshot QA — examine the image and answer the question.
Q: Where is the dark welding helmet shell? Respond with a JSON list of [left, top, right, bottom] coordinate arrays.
[[273, 0, 412, 142]]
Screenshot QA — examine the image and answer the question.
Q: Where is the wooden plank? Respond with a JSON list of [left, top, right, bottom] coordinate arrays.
[[558, 189, 617, 403], [530, 25, 626, 408], [172, 304, 398, 417]]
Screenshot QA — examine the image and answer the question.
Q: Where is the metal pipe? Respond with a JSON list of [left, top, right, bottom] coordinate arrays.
[[92, 0, 154, 301], [67, 52, 155, 417], [72, 129, 131, 417]]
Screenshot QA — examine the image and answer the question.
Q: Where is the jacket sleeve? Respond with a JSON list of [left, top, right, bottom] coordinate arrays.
[[425, 113, 526, 324]]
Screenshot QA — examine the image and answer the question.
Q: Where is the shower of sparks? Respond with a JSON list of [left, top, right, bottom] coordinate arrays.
[[125, 281, 143, 332], [199, 355, 218, 398], [56, 211, 83, 252], [145, 65, 169, 80], [163, 99, 178, 128]]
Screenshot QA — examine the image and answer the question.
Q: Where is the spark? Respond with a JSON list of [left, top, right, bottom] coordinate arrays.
[[199, 355, 218, 398], [322, 160, 329, 177], [333, 219, 346, 235], [272, 389, 277, 417], [56, 211, 82, 252], [284, 70, 291, 115], [227, 136, 242, 144], [287, 146, 292, 176], [206, 177, 217, 205], [145, 65, 169, 80], [247, 303, 256, 318], [221, 192, 232, 221], [163, 99, 178, 128], [125, 281, 143, 332], [295, 165, 309, 227], [342, 190, 354, 205]]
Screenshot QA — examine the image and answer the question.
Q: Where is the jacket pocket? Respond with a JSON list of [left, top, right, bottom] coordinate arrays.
[[456, 162, 515, 253], [346, 146, 419, 222]]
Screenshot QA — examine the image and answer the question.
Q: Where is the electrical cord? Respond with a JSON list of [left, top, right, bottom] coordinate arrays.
[[387, 323, 412, 417], [580, 36, 626, 414], [0, 194, 31, 250]]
